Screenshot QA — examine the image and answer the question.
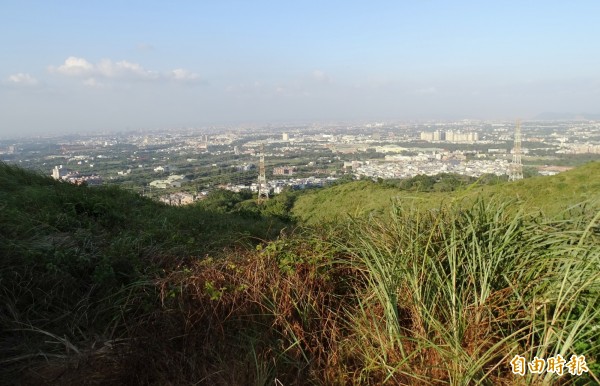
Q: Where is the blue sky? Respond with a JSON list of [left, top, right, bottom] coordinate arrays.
[[1, 1, 599, 135]]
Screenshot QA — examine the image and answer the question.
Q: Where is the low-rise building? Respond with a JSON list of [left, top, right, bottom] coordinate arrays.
[[273, 166, 296, 176], [149, 175, 189, 189], [160, 192, 197, 206]]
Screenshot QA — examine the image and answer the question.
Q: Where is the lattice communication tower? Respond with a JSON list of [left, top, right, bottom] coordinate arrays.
[[509, 120, 523, 181], [257, 144, 269, 203]]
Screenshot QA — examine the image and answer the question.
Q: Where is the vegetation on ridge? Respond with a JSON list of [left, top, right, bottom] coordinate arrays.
[[1, 162, 599, 385], [0, 162, 288, 384], [292, 161, 600, 224]]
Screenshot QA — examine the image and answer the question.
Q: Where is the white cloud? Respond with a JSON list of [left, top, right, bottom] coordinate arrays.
[[5, 73, 39, 86], [50, 56, 95, 76], [49, 56, 199, 84], [168, 68, 200, 82], [96, 59, 159, 80]]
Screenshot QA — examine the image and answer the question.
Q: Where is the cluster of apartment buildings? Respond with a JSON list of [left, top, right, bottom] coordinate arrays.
[[420, 130, 479, 143], [51, 165, 103, 186], [557, 143, 600, 154], [219, 176, 338, 196], [353, 156, 509, 179], [0, 145, 17, 154]]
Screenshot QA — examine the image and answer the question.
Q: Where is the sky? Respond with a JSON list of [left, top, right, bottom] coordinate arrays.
[[1, 1, 599, 135]]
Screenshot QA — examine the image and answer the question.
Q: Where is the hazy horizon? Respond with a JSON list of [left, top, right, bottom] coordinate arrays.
[[1, 1, 599, 135]]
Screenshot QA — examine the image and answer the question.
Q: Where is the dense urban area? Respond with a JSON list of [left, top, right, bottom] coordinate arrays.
[[2, 119, 600, 205]]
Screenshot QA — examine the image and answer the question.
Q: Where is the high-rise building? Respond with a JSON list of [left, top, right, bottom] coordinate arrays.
[[433, 130, 445, 141], [420, 132, 434, 141], [421, 130, 477, 143]]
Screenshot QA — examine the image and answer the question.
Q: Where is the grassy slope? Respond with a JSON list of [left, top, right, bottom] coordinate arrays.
[[292, 161, 600, 224], [0, 162, 287, 384], [0, 161, 289, 279], [1, 162, 599, 385]]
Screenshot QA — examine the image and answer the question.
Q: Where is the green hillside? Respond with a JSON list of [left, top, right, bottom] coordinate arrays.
[[1, 162, 599, 385], [0, 162, 288, 384], [292, 161, 600, 224]]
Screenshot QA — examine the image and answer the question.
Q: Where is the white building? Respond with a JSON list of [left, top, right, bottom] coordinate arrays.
[[154, 165, 170, 173], [52, 165, 69, 180]]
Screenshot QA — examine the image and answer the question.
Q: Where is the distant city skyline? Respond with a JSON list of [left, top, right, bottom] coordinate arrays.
[[1, 1, 599, 135]]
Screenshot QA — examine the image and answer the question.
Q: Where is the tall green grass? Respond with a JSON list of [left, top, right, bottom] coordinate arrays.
[[342, 199, 599, 384], [129, 199, 598, 385]]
